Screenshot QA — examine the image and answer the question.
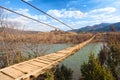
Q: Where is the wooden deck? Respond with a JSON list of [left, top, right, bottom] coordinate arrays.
[[0, 36, 95, 80]]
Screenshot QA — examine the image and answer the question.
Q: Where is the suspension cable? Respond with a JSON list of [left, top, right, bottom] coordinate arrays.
[[0, 6, 61, 30], [22, 0, 74, 30]]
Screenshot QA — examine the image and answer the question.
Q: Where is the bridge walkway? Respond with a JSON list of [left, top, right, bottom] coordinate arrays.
[[0, 36, 95, 80]]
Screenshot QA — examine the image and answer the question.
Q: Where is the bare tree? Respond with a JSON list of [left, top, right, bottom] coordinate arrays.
[[0, 8, 52, 68], [0, 8, 26, 67], [0, 8, 8, 28]]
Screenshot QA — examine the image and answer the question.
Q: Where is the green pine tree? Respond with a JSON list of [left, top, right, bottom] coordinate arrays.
[[81, 54, 115, 80]]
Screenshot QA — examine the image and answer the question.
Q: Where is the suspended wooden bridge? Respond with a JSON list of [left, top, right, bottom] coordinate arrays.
[[0, 36, 95, 80]]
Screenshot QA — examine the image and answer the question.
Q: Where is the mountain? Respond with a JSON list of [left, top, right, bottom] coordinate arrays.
[[98, 22, 120, 32], [69, 22, 120, 32]]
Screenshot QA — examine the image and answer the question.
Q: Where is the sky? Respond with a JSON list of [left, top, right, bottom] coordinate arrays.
[[0, 0, 120, 31]]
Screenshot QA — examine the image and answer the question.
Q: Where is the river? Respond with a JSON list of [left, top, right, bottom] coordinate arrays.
[[48, 43, 103, 80]]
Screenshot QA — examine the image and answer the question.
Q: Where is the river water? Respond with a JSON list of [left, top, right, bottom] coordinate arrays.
[[48, 43, 103, 80]]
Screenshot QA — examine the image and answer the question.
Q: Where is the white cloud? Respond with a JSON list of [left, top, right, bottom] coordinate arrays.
[[47, 9, 85, 19], [16, 8, 48, 21], [38, 15, 47, 21], [62, 7, 119, 29], [47, 7, 116, 24], [108, 0, 120, 7], [47, 7, 120, 29], [16, 8, 38, 19], [5, 6, 120, 31], [85, 7, 117, 22], [47, 10, 63, 18], [6, 8, 55, 31], [88, 7, 116, 15], [6, 9, 37, 27], [46, 7, 118, 29], [8, 16, 30, 25]]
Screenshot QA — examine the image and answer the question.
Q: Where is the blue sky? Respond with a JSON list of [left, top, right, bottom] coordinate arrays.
[[0, 0, 120, 31]]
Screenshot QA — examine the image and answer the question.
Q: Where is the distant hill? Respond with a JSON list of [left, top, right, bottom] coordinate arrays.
[[69, 22, 120, 32]]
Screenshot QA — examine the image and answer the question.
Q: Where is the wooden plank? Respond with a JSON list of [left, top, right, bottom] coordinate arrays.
[[38, 58, 54, 63], [33, 59, 50, 64], [46, 54, 62, 57], [38, 57, 54, 62], [0, 72, 14, 80], [44, 57, 59, 61], [54, 53, 67, 56], [41, 56, 60, 61], [47, 53, 66, 57], [27, 60, 47, 67], [13, 63, 40, 74], [58, 50, 71, 53], [46, 55, 61, 58], [1, 67, 24, 79]]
